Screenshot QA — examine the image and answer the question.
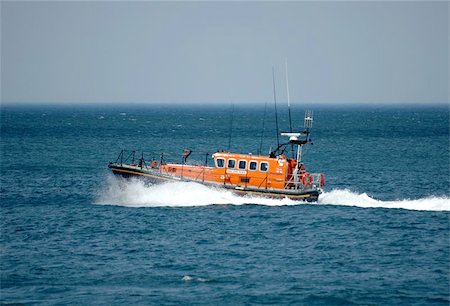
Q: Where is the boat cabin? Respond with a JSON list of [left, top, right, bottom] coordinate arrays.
[[211, 152, 288, 189]]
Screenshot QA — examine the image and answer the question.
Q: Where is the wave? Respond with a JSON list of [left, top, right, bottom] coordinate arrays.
[[96, 176, 299, 207], [318, 189, 449, 211], [96, 176, 449, 211]]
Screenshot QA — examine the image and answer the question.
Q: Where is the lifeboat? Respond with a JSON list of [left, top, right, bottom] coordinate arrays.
[[108, 112, 325, 202]]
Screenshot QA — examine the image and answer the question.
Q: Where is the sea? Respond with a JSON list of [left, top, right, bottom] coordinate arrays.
[[1, 103, 449, 305]]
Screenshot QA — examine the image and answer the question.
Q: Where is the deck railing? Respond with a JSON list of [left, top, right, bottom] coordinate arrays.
[[284, 173, 322, 191]]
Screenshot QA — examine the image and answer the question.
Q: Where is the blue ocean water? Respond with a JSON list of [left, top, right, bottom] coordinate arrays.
[[1, 104, 449, 304]]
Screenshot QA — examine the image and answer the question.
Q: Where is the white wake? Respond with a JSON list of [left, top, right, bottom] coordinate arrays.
[[318, 189, 449, 211], [96, 176, 298, 207], [96, 176, 450, 211]]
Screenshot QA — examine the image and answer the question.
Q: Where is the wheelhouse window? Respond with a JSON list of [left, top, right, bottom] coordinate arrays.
[[216, 158, 225, 168], [238, 160, 247, 170], [227, 159, 236, 169], [260, 162, 269, 172], [249, 161, 257, 171]]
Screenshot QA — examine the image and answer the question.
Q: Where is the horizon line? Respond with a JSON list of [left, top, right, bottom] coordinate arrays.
[[1, 101, 449, 106]]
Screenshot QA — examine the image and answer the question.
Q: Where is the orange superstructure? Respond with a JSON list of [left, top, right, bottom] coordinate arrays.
[[160, 153, 291, 190]]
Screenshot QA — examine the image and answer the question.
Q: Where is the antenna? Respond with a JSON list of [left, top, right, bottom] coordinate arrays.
[[227, 104, 234, 151], [285, 59, 295, 158], [285, 58, 293, 133], [258, 100, 268, 155], [272, 66, 280, 147]]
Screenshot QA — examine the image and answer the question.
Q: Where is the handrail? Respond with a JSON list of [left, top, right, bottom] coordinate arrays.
[[194, 166, 205, 182], [112, 149, 212, 166], [257, 176, 267, 189], [283, 173, 322, 191]]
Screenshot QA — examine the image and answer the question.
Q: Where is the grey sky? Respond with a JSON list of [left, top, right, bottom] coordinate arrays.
[[1, 1, 448, 105]]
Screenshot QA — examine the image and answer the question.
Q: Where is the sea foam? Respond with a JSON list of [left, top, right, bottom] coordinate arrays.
[[96, 176, 449, 211], [318, 189, 449, 211], [96, 176, 297, 207]]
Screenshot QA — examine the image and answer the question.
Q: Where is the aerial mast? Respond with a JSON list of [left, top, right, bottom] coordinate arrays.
[[285, 58, 293, 133], [272, 67, 280, 148], [285, 58, 295, 158], [298, 110, 313, 163], [227, 103, 234, 151], [258, 100, 268, 155]]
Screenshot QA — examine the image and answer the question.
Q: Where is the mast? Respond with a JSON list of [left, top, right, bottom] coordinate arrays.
[[298, 110, 313, 164], [278, 111, 313, 189], [285, 58, 293, 133], [258, 100, 268, 155], [227, 103, 234, 151], [272, 67, 280, 148], [285, 59, 295, 158]]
